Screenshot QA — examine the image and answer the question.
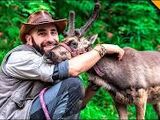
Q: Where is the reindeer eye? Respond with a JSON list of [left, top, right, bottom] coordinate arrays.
[[68, 40, 78, 49], [71, 41, 78, 48]]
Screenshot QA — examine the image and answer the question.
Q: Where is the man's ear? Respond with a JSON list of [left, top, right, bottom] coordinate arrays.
[[88, 34, 98, 44], [25, 35, 32, 45]]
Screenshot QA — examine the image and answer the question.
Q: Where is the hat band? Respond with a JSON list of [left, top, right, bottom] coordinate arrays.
[[31, 17, 54, 24]]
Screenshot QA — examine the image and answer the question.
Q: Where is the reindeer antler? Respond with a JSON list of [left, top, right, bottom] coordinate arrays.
[[76, 0, 100, 37], [64, 11, 75, 37], [64, 0, 100, 37]]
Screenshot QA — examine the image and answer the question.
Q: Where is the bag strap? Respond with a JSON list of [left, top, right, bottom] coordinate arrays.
[[39, 87, 51, 120]]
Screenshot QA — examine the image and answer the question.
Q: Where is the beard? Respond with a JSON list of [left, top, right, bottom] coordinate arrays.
[[31, 37, 44, 55], [31, 36, 58, 55]]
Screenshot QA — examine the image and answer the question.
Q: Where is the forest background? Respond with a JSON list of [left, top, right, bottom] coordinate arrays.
[[0, 0, 160, 119]]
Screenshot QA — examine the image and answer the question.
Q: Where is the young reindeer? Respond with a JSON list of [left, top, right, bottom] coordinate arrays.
[[45, 1, 160, 120]]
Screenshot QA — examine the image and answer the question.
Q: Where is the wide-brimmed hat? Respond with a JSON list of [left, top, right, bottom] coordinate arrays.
[[20, 10, 67, 43]]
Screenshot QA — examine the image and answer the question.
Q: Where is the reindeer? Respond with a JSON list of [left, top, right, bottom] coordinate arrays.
[[45, 1, 160, 120]]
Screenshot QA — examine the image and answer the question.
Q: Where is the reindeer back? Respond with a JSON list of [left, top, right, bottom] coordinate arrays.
[[94, 47, 160, 90]]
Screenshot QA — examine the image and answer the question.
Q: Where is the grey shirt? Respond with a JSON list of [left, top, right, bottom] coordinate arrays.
[[3, 46, 69, 82]]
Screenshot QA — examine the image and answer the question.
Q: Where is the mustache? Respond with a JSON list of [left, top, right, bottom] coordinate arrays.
[[41, 41, 58, 48]]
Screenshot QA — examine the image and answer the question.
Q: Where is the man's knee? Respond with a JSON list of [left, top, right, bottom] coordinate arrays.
[[59, 77, 84, 118], [46, 77, 85, 99], [61, 77, 85, 99]]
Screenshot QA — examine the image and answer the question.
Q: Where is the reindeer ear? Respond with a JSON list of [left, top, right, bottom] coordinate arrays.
[[88, 34, 98, 44]]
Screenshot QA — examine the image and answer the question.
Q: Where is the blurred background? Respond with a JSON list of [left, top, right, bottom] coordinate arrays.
[[0, 0, 160, 119]]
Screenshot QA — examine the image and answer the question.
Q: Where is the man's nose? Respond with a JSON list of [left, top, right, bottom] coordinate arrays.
[[47, 34, 58, 45], [52, 39, 58, 45]]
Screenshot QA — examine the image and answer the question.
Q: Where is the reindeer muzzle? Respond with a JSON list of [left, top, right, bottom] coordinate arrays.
[[59, 43, 87, 57]]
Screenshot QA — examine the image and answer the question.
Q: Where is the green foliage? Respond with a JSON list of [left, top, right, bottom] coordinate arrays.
[[0, 0, 160, 119], [107, 1, 160, 50]]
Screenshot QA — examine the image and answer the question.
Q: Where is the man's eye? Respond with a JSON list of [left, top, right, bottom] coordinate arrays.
[[51, 31, 57, 35], [38, 32, 46, 36]]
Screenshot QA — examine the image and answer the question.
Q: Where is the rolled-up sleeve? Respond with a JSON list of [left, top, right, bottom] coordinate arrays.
[[52, 60, 69, 82]]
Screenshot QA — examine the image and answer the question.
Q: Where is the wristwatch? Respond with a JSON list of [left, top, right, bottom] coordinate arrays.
[[93, 44, 107, 57]]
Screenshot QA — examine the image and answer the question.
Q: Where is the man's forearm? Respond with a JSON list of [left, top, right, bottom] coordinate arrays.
[[68, 46, 101, 76]]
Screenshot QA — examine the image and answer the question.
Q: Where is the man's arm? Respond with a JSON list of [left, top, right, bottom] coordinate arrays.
[[4, 44, 124, 82], [68, 44, 124, 76], [4, 51, 55, 82]]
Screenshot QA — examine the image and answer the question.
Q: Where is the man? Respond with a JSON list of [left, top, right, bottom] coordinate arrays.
[[0, 10, 124, 119]]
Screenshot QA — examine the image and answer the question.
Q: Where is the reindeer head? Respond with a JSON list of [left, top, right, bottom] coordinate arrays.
[[45, 0, 100, 64]]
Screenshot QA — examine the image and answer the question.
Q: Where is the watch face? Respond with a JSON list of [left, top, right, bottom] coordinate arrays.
[[151, 0, 160, 9]]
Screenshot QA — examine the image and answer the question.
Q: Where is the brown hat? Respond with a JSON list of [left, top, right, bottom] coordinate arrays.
[[20, 10, 67, 43]]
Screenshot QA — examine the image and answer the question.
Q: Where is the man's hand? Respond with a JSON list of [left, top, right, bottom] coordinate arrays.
[[100, 44, 125, 60]]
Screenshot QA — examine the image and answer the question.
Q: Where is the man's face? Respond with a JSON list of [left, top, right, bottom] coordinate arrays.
[[26, 24, 59, 54]]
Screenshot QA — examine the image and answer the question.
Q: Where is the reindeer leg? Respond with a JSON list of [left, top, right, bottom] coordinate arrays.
[[135, 89, 148, 120], [115, 101, 128, 120], [81, 72, 119, 109], [81, 74, 100, 109], [81, 86, 97, 109], [153, 102, 160, 119]]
